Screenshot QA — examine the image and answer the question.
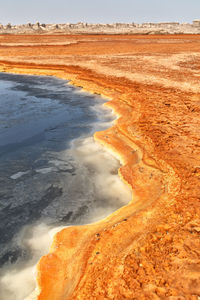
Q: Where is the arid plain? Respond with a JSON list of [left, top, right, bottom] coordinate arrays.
[[0, 34, 200, 299]]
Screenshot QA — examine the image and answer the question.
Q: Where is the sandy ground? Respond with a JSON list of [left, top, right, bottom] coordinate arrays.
[[0, 34, 200, 299]]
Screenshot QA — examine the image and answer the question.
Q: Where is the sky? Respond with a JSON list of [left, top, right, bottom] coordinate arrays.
[[0, 0, 200, 25]]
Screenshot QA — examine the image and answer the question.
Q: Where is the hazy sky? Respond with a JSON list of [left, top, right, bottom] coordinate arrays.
[[1, 0, 200, 25]]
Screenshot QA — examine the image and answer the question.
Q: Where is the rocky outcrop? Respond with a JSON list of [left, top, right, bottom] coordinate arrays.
[[0, 20, 200, 34]]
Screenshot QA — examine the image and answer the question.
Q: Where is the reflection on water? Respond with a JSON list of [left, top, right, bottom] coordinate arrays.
[[0, 73, 131, 299]]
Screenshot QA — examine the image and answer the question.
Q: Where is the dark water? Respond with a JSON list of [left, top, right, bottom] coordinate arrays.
[[0, 73, 114, 265], [0, 73, 131, 299]]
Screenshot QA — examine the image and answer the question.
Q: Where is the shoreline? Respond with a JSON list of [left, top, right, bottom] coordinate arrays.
[[0, 63, 142, 299], [0, 34, 199, 299], [0, 62, 175, 299]]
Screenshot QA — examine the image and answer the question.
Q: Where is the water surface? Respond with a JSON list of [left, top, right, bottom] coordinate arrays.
[[0, 73, 131, 299]]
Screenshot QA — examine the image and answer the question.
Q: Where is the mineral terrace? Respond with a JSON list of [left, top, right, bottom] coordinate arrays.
[[0, 31, 200, 299]]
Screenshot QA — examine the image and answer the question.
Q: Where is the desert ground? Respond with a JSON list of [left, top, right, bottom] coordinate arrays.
[[0, 34, 200, 299]]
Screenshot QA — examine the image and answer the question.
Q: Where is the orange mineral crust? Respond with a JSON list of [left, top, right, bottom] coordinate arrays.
[[0, 34, 200, 299]]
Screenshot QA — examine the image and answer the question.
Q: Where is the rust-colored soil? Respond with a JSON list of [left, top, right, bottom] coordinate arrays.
[[0, 34, 200, 299]]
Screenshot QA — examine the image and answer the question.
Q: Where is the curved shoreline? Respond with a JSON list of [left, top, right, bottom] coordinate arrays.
[[0, 33, 200, 298], [0, 63, 176, 299]]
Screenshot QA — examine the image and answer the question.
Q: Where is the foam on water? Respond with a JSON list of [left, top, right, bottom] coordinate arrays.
[[0, 73, 132, 299], [10, 171, 30, 180], [0, 223, 65, 300], [0, 138, 131, 300]]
